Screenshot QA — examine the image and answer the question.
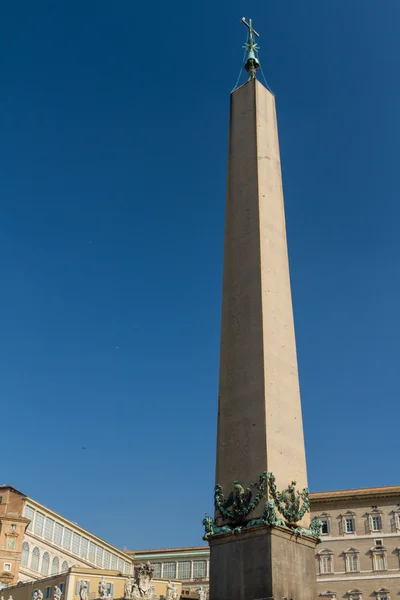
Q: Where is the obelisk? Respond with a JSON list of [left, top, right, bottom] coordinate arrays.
[[204, 19, 319, 600]]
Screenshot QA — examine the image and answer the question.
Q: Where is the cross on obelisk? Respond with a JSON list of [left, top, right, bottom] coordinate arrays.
[[204, 18, 320, 600], [240, 17, 260, 79]]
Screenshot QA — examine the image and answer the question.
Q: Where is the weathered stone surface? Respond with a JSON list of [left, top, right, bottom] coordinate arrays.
[[209, 526, 317, 600]]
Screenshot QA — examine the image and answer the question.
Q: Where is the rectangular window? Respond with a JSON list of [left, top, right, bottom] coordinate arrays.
[[24, 506, 35, 531], [11, 525, 16, 530], [375, 539, 383, 546], [321, 520, 329, 535], [152, 563, 161, 578], [345, 518, 355, 533], [88, 542, 96, 563], [347, 554, 358, 572], [59, 584, 65, 594], [371, 516, 382, 531], [118, 559, 125, 573], [80, 538, 88, 559], [103, 552, 111, 570], [72, 533, 81, 555], [3, 564, 11, 572], [63, 528, 72, 550], [54, 523, 63, 546], [106, 584, 114, 598], [111, 555, 118, 570], [177, 561, 191, 579], [163, 563, 177, 578], [44, 518, 54, 541], [375, 554, 385, 570], [96, 547, 104, 568], [320, 556, 332, 574], [193, 561, 206, 578], [123, 562, 130, 575], [45, 588, 51, 599], [34, 512, 45, 537]]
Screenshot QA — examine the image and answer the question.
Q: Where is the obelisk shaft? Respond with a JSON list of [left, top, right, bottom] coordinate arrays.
[[216, 78, 308, 521]]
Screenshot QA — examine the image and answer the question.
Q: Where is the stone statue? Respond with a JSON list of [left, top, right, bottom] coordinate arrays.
[[32, 592, 38, 600], [98, 579, 108, 599], [197, 588, 207, 600], [8, 596, 13, 600], [166, 581, 179, 600], [37, 592, 43, 600], [124, 578, 134, 599], [79, 581, 88, 600], [132, 563, 156, 600], [53, 587, 62, 600]]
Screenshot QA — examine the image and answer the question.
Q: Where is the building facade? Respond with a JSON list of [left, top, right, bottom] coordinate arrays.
[[0, 486, 132, 589], [129, 486, 400, 600], [128, 548, 208, 598], [2, 566, 181, 600]]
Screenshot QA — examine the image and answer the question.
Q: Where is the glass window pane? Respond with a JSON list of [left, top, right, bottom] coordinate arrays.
[[89, 542, 96, 563], [54, 523, 63, 546], [163, 563, 176, 578], [96, 548, 104, 568], [30, 547, 40, 572], [34, 513, 45, 537], [24, 506, 35, 531], [44, 518, 54, 542], [21, 542, 29, 567], [63, 528, 72, 550], [177, 562, 191, 579], [41, 553, 50, 575], [80, 538, 88, 559], [104, 552, 111, 570], [193, 561, 206, 578]]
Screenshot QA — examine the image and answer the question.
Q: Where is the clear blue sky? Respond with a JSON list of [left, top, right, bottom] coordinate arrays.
[[1, 0, 399, 551]]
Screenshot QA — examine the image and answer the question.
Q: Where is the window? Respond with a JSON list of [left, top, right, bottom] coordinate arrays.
[[372, 506, 378, 510], [30, 547, 40, 572], [345, 552, 359, 572], [11, 525, 16, 530], [371, 516, 382, 531], [375, 589, 390, 600], [152, 563, 161, 578], [59, 584, 65, 594], [318, 550, 333, 574], [41, 553, 50, 576], [21, 542, 29, 567], [394, 513, 400, 531], [111, 555, 118, 570], [54, 523, 63, 546], [44, 588, 51, 599], [321, 556, 332, 574], [193, 561, 207, 578], [44, 518, 54, 542], [105, 584, 114, 597], [321, 520, 329, 535], [24, 506, 35, 531], [345, 518, 355, 533], [3, 564, 11, 572], [72, 533, 80, 555], [61, 561, 68, 573], [96, 548, 104, 568], [103, 552, 111, 570], [80, 538, 88, 559], [34, 512, 45, 537], [348, 590, 362, 600], [123, 562, 130, 575], [117, 558, 125, 573], [375, 540, 383, 546], [163, 563, 177, 578], [89, 542, 96, 563], [373, 550, 387, 571], [62, 528, 72, 551], [51, 557, 59, 575], [178, 561, 191, 579]]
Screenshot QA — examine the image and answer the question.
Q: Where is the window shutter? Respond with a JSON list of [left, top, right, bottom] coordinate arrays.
[[339, 518, 343, 535], [368, 516, 373, 533]]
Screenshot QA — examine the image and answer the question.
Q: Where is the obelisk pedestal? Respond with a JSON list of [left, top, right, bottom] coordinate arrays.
[[206, 76, 319, 600]]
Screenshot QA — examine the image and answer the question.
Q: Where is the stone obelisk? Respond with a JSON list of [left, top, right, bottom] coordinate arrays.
[[205, 19, 319, 600]]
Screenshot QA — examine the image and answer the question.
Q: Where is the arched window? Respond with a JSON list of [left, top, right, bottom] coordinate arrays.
[[30, 547, 40, 572], [61, 561, 68, 573], [51, 556, 59, 575], [41, 552, 50, 575], [21, 542, 29, 567]]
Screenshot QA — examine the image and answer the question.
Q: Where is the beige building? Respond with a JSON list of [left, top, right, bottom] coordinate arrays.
[[2, 566, 181, 600], [128, 486, 400, 600], [127, 548, 208, 598], [0, 486, 132, 589]]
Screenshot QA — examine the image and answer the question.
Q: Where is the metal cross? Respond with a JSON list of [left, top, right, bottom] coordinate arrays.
[[240, 17, 260, 80], [240, 17, 260, 42]]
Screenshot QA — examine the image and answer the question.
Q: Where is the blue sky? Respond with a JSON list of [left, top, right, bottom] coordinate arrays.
[[1, 0, 399, 551]]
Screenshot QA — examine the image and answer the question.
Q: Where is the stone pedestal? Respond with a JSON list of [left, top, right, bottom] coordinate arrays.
[[209, 526, 317, 600]]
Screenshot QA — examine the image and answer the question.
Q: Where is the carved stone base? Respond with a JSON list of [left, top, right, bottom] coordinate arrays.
[[208, 524, 317, 600]]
